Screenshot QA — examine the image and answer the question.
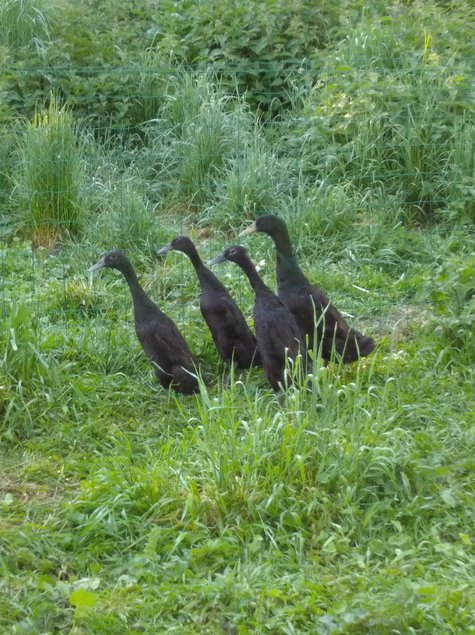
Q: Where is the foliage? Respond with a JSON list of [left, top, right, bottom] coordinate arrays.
[[147, 0, 334, 113], [420, 252, 475, 354], [292, 1, 475, 223], [1, 0, 157, 126], [13, 95, 85, 244], [138, 71, 299, 224], [0, 0, 54, 51], [85, 181, 170, 259]]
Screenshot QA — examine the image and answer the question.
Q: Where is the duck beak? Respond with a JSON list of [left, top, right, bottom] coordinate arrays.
[[207, 253, 227, 266], [157, 243, 173, 255], [239, 220, 257, 237], [89, 256, 106, 273]]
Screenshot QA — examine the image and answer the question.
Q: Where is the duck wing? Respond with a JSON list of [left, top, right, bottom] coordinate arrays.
[[136, 314, 198, 391]]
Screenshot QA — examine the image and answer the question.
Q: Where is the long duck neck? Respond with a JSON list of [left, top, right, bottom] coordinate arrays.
[[271, 227, 307, 287], [237, 256, 270, 296], [182, 245, 211, 285], [118, 261, 153, 310]]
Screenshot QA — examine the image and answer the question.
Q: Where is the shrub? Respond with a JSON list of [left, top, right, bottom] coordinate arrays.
[[148, 0, 334, 114], [292, 2, 475, 224]]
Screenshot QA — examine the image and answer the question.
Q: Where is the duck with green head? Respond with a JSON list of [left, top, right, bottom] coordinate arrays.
[[240, 215, 375, 362]]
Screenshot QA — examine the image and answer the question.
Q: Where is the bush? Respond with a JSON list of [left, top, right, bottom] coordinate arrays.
[[148, 0, 333, 114], [292, 2, 475, 224]]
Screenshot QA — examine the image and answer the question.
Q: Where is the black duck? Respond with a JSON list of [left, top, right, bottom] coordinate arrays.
[[209, 245, 305, 391], [89, 250, 198, 394], [158, 236, 260, 368], [240, 215, 375, 362]]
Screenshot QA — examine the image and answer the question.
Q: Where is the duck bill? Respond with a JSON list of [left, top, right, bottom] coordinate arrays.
[[239, 220, 257, 237], [157, 243, 173, 255], [207, 253, 227, 266], [89, 256, 106, 273]]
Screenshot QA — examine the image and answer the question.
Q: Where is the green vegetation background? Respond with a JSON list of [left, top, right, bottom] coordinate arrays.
[[0, 0, 474, 633]]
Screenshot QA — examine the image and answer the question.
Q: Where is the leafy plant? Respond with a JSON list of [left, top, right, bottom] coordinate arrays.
[[421, 253, 475, 354], [148, 0, 334, 113], [293, 2, 475, 223]]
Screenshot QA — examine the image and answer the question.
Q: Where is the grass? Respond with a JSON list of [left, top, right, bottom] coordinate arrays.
[[13, 95, 86, 246], [0, 0, 53, 51], [1, 214, 474, 633], [292, 4, 475, 225], [1, 2, 474, 630]]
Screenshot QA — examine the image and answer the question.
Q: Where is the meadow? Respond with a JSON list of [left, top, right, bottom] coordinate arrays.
[[1, 0, 474, 633]]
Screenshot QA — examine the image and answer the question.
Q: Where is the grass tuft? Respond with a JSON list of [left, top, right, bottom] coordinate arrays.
[[14, 95, 85, 245]]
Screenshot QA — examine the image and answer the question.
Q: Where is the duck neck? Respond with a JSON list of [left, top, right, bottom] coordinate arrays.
[[272, 225, 294, 259], [272, 229, 306, 286], [238, 257, 269, 295], [119, 262, 151, 308], [184, 246, 210, 284]]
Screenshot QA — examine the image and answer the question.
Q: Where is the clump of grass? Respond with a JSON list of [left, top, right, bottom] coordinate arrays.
[[0, 128, 17, 238], [14, 95, 85, 246], [130, 50, 174, 126], [144, 71, 269, 213], [86, 180, 169, 259], [204, 137, 297, 231], [142, 71, 229, 205], [0, 0, 53, 51], [153, 68, 218, 134], [141, 70, 301, 230]]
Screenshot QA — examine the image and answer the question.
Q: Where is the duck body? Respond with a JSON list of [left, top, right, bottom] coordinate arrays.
[[241, 215, 375, 362], [90, 250, 198, 395], [209, 246, 305, 390], [159, 236, 260, 368], [253, 282, 304, 391]]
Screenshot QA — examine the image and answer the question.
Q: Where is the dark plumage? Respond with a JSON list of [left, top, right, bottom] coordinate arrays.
[[240, 214, 375, 362], [209, 245, 305, 391], [89, 250, 198, 395], [158, 236, 260, 369]]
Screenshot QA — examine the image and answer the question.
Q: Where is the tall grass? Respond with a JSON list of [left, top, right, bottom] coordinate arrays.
[[131, 50, 174, 125], [292, 7, 475, 224], [140, 71, 299, 227], [85, 180, 170, 258], [14, 95, 85, 245], [0, 0, 53, 51]]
